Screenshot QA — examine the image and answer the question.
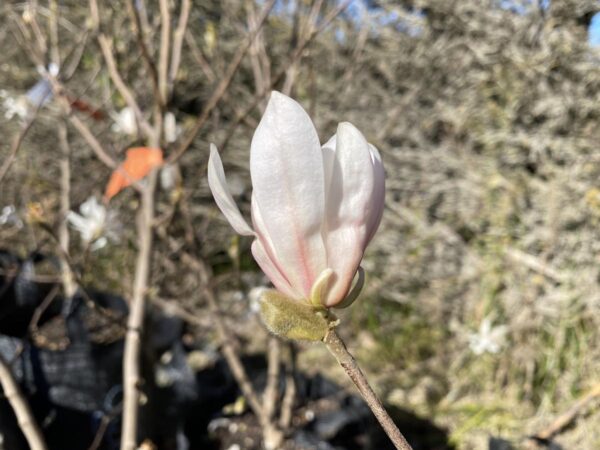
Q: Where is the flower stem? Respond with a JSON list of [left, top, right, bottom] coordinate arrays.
[[323, 329, 413, 450]]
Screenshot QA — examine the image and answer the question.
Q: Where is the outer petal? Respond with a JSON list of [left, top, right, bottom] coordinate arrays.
[[250, 91, 327, 297], [322, 133, 337, 190], [322, 122, 375, 306], [365, 143, 385, 244], [251, 192, 303, 300], [251, 240, 298, 300], [207, 144, 254, 236]]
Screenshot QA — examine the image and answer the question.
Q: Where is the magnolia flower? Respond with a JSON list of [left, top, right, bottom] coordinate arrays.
[[208, 91, 385, 308], [67, 196, 118, 250], [468, 317, 508, 355]]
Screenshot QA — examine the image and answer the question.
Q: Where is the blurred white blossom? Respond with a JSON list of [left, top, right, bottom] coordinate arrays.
[[67, 197, 119, 250], [1, 67, 55, 121], [1, 91, 29, 120], [0, 205, 23, 229], [160, 164, 178, 191], [468, 317, 508, 355], [164, 112, 181, 143], [111, 107, 138, 135]]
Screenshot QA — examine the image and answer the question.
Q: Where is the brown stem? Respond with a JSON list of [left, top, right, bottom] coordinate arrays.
[[0, 109, 39, 184], [120, 171, 158, 450], [263, 336, 281, 421], [152, 234, 284, 449], [126, 0, 161, 105], [323, 329, 413, 450], [279, 342, 297, 430], [169, 0, 191, 91], [193, 256, 283, 449], [57, 121, 77, 298], [157, 0, 171, 106], [0, 354, 47, 450]]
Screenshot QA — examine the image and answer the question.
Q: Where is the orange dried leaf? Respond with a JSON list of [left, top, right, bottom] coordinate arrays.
[[104, 147, 163, 201]]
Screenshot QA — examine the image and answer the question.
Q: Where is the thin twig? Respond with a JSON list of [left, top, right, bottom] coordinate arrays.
[[154, 229, 283, 449], [158, 0, 171, 105], [88, 403, 122, 450], [193, 254, 284, 449], [219, 0, 351, 152], [184, 30, 215, 82], [0, 112, 39, 184], [25, 1, 48, 54], [60, 93, 117, 168], [179, 252, 264, 415], [166, 0, 277, 164], [57, 121, 77, 297], [126, 0, 161, 105], [263, 336, 281, 422], [529, 383, 600, 442], [0, 353, 48, 450], [169, 0, 191, 91], [279, 342, 297, 430], [89, 0, 154, 138], [323, 328, 413, 450]]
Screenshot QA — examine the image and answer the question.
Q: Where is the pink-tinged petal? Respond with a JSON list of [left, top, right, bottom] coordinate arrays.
[[207, 144, 254, 236], [365, 143, 385, 244], [322, 122, 375, 306], [251, 239, 298, 299], [334, 266, 365, 309], [250, 91, 327, 297], [251, 192, 303, 300], [322, 133, 337, 189]]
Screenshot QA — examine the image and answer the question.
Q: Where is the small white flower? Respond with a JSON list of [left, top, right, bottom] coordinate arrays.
[[67, 196, 118, 250], [0, 205, 23, 229], [2, 94, 29, 120], [468, 316, 508, 355], [111, 107, 138, 135]]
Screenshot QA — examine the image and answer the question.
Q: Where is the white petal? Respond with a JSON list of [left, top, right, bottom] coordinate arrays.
[[251, 240, 298, 299], [365, 143, 385, 244], [91, 236, 108, 251], [250, 91, 327, 297], [322, 133, 337, 189], [322, 122, 375, 305], [164, 112, 178, 143], [251, 192, 304, 301], [66, 212, 88, 232], [207, 144, 254, 236]]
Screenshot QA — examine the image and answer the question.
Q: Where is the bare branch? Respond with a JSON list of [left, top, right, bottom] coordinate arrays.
[[120, 170, 158, 450], [0, 353, 47, 450], [158, 0, 171, 105], [166, 0, 277, 164], [169, 0, 191, 91]]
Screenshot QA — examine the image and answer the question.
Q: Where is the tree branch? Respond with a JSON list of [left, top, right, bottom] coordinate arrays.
[[323, 329, 413, 450]]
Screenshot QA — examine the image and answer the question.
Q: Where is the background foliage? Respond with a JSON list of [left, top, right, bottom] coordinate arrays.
[[1, 0, 600, 448]]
